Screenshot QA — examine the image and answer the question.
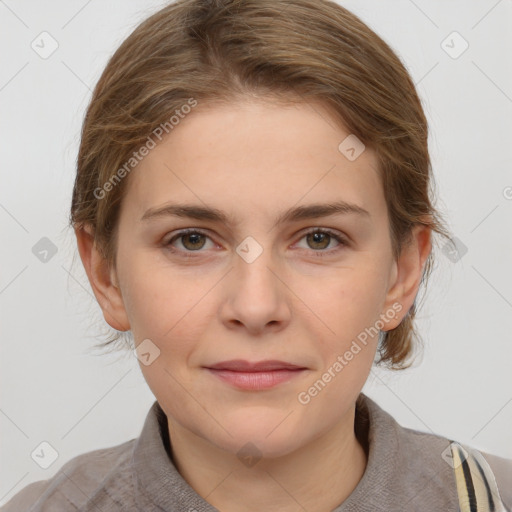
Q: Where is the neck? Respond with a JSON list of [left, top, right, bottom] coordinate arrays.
[[167, 403, 368, 512]]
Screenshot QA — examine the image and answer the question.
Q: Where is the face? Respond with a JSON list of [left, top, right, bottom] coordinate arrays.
[[97, 98, 415, 458]]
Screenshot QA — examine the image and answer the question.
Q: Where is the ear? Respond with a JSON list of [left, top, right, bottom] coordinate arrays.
[[74, 224, 130, 332], [382, 224, 432, 331]]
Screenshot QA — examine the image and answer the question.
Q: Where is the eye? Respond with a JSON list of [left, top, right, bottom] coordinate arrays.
[[163, 227, 348, 258], [295, 228, 348, 254], [165, 229, 215, 255]]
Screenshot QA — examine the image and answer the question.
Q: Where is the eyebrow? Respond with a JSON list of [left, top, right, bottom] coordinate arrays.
[[140, 200, 370, 228]]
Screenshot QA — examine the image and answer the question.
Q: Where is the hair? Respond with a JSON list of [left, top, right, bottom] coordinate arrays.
[[70, 0, 452, 369]]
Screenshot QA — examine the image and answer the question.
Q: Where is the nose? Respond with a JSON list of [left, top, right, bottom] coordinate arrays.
[[219, 238, 292, 336]]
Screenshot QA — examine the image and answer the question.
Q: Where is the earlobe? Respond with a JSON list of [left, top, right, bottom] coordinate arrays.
[[74, 225, 131, 332], [382, 224, 432, 331]]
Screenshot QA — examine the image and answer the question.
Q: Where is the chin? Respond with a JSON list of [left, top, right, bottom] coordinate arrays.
[[212, 418, 307, 461]]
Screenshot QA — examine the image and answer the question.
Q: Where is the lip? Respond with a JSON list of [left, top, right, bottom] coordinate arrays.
[[204, 360, 307, 391], [205, 359, 306, 372]]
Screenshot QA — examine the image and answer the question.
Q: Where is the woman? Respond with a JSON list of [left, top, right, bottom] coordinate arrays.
[[3, 0, 510, 510]]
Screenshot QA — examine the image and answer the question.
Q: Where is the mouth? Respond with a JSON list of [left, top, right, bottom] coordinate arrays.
[[204, 360, 308, 390]]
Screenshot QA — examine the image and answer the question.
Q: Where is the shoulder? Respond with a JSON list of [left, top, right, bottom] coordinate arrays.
[[356, 394, 512, 512], [398, 423, 512, 511], [0, 439, 136, 512], [476, 449, 512, 510]]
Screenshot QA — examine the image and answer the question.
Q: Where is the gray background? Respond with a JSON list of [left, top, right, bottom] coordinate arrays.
[[1, 0, 511, 505]]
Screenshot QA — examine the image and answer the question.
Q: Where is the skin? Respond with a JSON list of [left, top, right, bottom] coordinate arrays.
[[76, 97, 431, 512]]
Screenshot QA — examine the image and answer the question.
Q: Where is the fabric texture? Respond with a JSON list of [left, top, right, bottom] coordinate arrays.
[[2, 392, 511, 511], [451, 441, 509, 511]]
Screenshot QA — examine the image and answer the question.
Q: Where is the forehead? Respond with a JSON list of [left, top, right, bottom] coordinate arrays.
[[121, 99, 384, 221]]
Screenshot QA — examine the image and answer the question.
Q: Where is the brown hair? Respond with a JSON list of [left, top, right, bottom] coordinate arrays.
[[70, 0, 451, 369]]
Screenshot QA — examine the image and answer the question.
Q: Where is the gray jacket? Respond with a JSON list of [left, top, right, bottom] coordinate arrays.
[[2, 392, 511, 511]]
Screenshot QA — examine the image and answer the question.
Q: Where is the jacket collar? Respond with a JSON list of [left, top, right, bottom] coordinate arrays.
[[131, 392, 457, 511]]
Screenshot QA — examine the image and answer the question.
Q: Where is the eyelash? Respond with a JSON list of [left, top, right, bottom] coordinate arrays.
[[163, 227, 349, 259]]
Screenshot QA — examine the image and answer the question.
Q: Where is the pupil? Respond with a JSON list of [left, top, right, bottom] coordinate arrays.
[[185, 233, 204, 249], [309, 232, 328, 249]]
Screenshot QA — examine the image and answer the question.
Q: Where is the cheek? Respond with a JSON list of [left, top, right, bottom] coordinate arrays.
[[301, 261, 389, 337], [292, 264, 389, 385], [120, 258, 216, 353]]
